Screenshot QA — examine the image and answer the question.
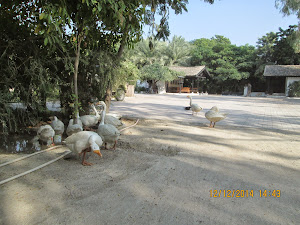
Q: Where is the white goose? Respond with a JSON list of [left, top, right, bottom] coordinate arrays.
[[36, 125, 55, 146], [103, 114, 123, 127], [97, 101, 120, 150], [64, 131, 103, 166], [95, 102, 123, 127], [187, 95, 202, 115], [70, 112, 83, 127], [205, 106, 228, 128], [66, 113, 83, 136], [80, 104, 100, 129], [50, 116, 64, 135]]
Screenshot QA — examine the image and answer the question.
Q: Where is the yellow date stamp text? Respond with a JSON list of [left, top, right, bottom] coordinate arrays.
[[209, 189, 281, 198]]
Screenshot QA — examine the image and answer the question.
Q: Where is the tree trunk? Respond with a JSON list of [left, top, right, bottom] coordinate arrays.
[[104, 83, 112, 112], [73, 35, 82, 124], [41, 91, 47, 113]]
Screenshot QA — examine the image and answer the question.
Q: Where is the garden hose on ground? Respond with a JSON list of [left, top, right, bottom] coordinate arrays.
[[0, 146, 71, 185]]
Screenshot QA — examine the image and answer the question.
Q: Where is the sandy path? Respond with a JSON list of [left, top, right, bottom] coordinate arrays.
[[111, 94, 300, 132], [0, 95, 300, 225]]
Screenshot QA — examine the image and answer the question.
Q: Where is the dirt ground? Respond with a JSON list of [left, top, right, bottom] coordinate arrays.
[[0, 94, 300, 225]]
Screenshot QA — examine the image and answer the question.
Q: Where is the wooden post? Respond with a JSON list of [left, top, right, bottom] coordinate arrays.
[[266, 77, 271, 94]]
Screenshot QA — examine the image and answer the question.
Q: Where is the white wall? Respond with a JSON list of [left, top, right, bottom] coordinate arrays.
[[286, 77, 300, 96], [157, 80, 166, 94]]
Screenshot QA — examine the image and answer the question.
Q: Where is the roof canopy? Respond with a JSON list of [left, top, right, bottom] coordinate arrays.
[[264, 65, 300, 77], [169, 66, 210, 78]]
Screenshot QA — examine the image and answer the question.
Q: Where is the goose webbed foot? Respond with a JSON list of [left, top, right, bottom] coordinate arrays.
[[81, 148, 92, 166], [84, 126, 96, 131], [111, 141, 117, 150], [82, 161, 93, 166]]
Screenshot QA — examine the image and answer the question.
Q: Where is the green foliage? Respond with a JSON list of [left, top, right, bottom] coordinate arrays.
[[288, 81, 300, 97], [0, 0, 215, 132], [275, 0, 300, 52], [189, 35, 256, 93], [118, 61, 141, 86], [255, 25, 300, 91], [0, 4, 69, 133], [273, 25, 300, 64], [135, 86, 148, 93], [31, 0, 194, 113], [126, 39, 167, 68], [144, 0, 214, 41], [276, 0, 300, 18], [256, 32, 277, 63], [163, 36, 192, 66], [140, 63, 181, 82]]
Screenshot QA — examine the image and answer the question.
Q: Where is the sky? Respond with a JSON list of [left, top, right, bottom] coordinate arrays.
[[164, 0, 299, 46]]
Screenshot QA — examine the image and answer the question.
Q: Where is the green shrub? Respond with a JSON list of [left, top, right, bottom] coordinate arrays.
[[135, 86, 147, 93], [288, 81, 300, 97]]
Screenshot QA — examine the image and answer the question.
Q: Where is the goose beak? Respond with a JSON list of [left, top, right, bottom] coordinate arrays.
[[93, 150, 102, 157]]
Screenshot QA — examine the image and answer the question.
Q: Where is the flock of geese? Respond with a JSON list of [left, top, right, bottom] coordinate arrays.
[[187, 95, 227, 128], [34, 101, 122, 166], [34, 95, 227, 166]]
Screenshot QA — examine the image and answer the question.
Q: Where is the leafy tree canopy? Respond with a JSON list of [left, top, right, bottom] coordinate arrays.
[[163, 35, 192, 66], [276, 0, 300, 19], [140, 63, 182, 82], [190, 35, 255, 81]]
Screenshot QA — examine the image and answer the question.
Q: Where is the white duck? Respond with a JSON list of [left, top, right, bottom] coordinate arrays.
[[64, 131, 103, 166], [50, 116, 64, 135], [36, 124, 55, 146], [66, 113, 83, 136], [187, 95, 202, 115], [80, 104, 100, 129], [97, 101, 120, 150], [205, 106, 228, 128]]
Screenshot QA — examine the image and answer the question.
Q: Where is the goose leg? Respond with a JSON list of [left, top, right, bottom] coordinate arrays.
[[213, 122, 216, 128], [84, 126, 96, 131], [209, 122, 213, 128], [111, 140, 117, 150], [47, 137, 55, 147], [81, 148, 93, 166]]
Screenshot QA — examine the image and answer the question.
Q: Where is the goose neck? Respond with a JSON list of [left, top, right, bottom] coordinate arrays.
[[91, 105, 99, 118], [100, 103, 106, 125]]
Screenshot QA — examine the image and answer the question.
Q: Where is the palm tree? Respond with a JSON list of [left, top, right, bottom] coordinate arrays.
[[164, 36, 192, 66], [127, 38, 167, 68]]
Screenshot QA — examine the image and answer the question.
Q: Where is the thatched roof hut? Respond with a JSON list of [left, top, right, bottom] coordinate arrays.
[[169, 66, 210, 78], [263, 65, 300, 96], [167, 66, 210, 93], [264, 65, 300, 77]]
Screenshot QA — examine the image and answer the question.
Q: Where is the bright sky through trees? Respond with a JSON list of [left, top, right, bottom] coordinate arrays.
[[165, 0, 299, 46]]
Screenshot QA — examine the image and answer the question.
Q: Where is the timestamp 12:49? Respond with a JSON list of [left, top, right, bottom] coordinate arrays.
[[209, 189, 281, 198]]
